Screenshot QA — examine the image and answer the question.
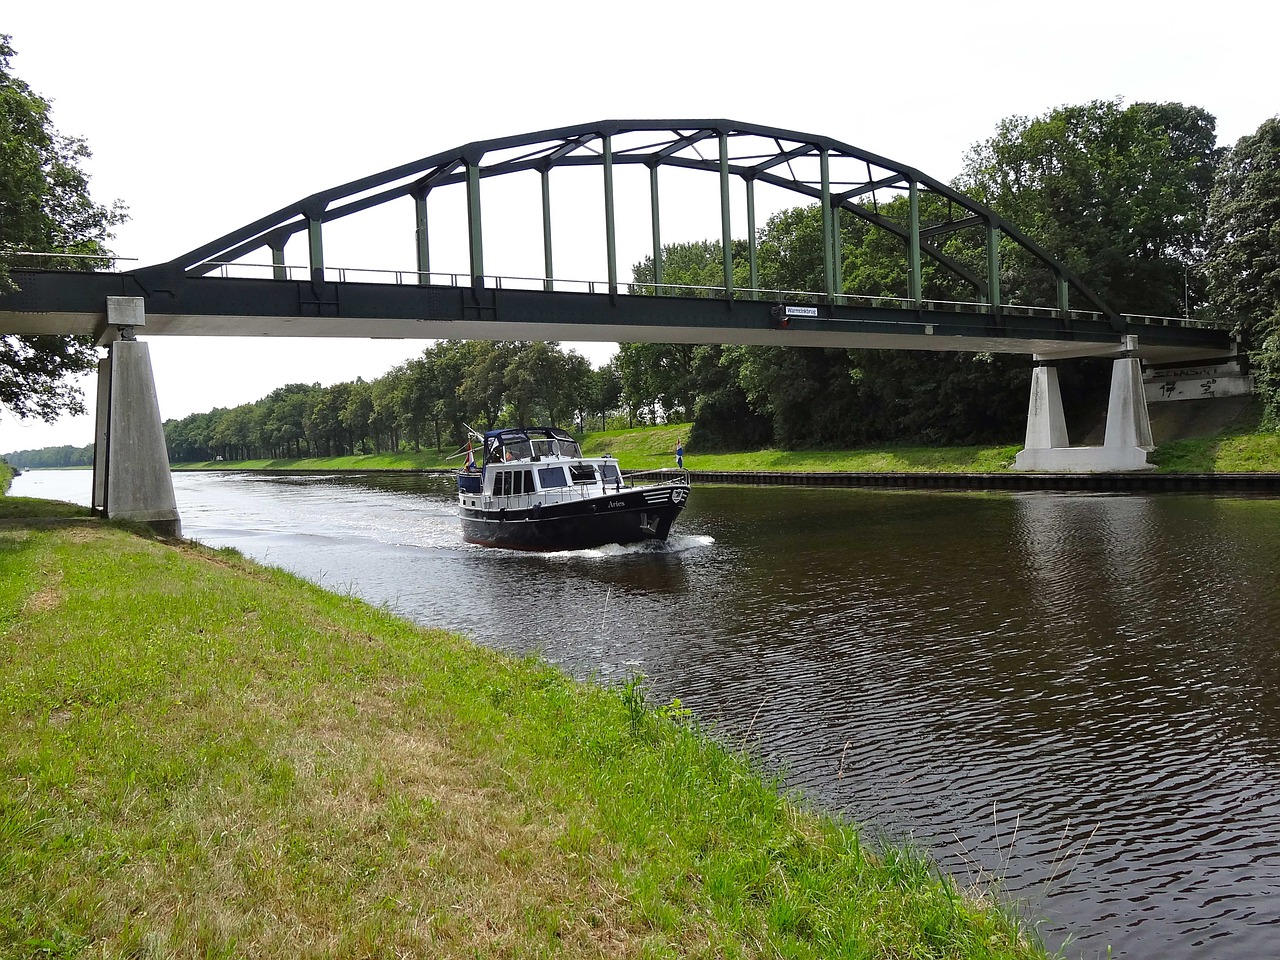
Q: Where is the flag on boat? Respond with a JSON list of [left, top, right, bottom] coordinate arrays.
[[465, 442, 476, 471], [676, 438, 684, 470]]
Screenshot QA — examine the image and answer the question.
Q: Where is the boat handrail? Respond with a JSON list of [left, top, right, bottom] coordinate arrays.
[[623, 468, 689, 483]]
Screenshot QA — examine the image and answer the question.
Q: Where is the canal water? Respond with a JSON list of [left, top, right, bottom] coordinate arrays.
[[12, 469, 1280, 959]]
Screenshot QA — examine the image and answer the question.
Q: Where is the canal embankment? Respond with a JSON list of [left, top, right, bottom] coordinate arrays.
[[0, 495, 1052, 959], [164, 400, 1280, 490], [681, 469, 1280, 492]]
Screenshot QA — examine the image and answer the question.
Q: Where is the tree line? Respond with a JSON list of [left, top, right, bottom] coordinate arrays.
[[161, 340, 624, 463], [1, 444, 93, 469]]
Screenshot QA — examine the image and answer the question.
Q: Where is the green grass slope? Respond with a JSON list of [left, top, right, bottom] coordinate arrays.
[[0, 504, 1050, 959]]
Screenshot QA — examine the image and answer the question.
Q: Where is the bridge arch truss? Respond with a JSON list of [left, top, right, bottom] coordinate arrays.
[[171, 119, 1120, 329]]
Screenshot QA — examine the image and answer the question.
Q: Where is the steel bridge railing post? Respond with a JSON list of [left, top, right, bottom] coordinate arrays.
[[746, 177, 758, 298], [821, 148, 835, 301], [466, 160, 484, 284], [719, 132, 734, 301], [985, 220, 1002, 315], [908, 181, 922, 308], [541, 166, 554, 293], [307, 216, 324, 285], [649, 163, 663, 292], [603, 134, 617, 296], [415, 190, 430, 283], [833, 205, 843, 297]]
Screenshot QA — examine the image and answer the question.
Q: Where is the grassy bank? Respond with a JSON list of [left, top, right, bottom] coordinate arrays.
[[175, 418, 1280, 476], [583, 428, 1023, 474], [0, 498, 1050, 959], [176, 427, 1025, 475], [1149, 431, 1280, 472]]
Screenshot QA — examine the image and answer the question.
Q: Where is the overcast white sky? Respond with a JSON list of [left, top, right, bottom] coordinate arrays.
[[3, 0, 1278, 454]]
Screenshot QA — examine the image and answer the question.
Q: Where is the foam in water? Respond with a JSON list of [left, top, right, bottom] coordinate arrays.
[[531, 533, 716, 560]]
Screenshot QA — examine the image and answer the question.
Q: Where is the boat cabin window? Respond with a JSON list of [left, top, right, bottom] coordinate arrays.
[[537, 466, 569, 489], [494, 469, 534, 496], [600, 462, 622, 485], [557, 438, 582, 458], [531, 438, 556, 459], [569, 463, 597, 484]]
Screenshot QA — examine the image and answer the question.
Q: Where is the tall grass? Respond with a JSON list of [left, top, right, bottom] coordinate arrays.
[[0, 507, 1051, 958]]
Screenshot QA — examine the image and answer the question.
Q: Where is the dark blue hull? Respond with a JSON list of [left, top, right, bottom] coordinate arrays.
[[459, 484, 688, 551]]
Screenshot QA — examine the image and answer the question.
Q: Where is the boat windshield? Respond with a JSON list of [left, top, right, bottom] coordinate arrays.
[[485, 428, 580, 464], [502, 439, 533, 461], [531, 436, 581, 458]]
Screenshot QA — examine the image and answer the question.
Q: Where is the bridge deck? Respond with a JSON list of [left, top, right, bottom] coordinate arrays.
[[0, 269, 1234, 364]]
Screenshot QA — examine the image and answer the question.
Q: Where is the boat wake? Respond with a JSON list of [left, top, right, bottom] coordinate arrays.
[[536, 533, 715, 561], [664, 533, 716, 553]]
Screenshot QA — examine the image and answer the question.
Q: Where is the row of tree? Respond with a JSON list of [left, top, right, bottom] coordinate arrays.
[[161, 340, 624, 463], [1, 443, 92, 469]]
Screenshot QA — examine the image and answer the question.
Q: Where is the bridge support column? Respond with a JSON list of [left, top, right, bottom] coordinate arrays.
[[91, 298, 182, 536], [1103, 351, 1154, 454], [1019, 361, 1069, 450], [1013, 339, 1154, 473]]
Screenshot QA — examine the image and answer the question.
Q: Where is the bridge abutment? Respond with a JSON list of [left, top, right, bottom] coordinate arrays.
[[1013, 340, 1155, 473], [91, 298, 182, 537]]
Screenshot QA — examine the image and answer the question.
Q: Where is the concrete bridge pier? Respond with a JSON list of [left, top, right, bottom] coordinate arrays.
[[91, 297, 182, 536], [1013, 337, 1155, 473]]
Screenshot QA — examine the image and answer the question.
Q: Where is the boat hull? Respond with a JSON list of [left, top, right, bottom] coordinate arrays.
[[459, 483, 688, 551]]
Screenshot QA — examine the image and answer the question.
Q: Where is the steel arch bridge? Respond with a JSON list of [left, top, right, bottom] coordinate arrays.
[[1, 119, 1231, 363]]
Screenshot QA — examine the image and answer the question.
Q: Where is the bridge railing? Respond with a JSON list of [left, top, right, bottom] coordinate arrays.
[[1122, 313, 1227, 331], [0, 249, 138, 270], [164, 260, 1238, 334], [202, 260, 470, 287]]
